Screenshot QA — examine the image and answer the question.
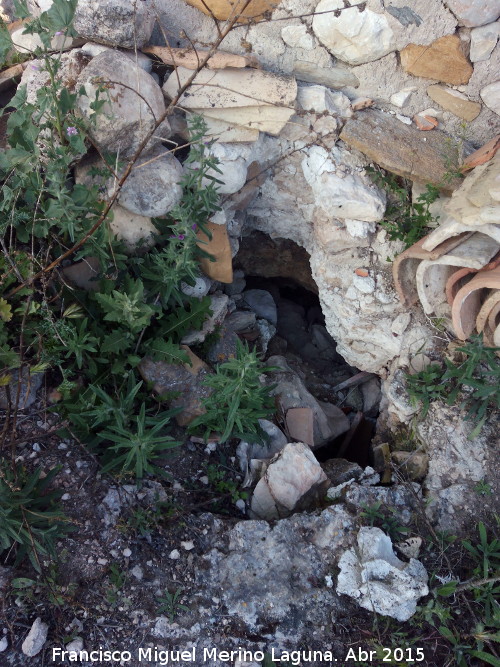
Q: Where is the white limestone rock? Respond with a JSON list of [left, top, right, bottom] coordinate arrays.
[[390, 87, 416, 108], [336, 527, 428, 621], [480, 80, 500, 115], [74, 0, 156, 48], [301, 146, 386, 222], [445, 0, 500, 27], [193, 143, 251, 195], [22, 618, 49, 657], [281, 24, 316, 50], [297, 85, 352, 116], [250, 443, 330, 520], [470, 21, 500, 61], [312, 0, 395, 65], [76, 50, 170, 158], [80, 42, 153, 72], [10, 25, 74, 53], [109, 205, 157, 252]]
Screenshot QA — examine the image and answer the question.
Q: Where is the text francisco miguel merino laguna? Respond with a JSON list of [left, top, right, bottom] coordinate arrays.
[[51, 646, 363, 664]]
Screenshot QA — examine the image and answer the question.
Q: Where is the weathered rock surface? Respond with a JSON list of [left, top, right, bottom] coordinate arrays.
[[21, 618, 48, 657], [108, 205, 156, 251], [292, 61, 360, 89], [0, 368, 43, 410], [480, 80, 500, 115], [470, 21, 500, 61], [268, 356, 350, 446], [76, 51, 170, 158], [445, 0, 500, 27], [200, 506, 355, 636], [340, 110, 463, 189], [73, 0, 156, 48], [184, 0, 277, 22], [400, 35, 473, 85], [194, 142, 250, 195], [336, 527, 428, 621], [163, 66, 297, 136], [419, 403, 499, 532], [312, 0, 395, 65], [427, 84, 481, 120], [301, 145, 385, 222], [76, 147, 183, 218], [250, 442, 330, 519], [138, 347, 213, 426], [242, 289, 277, 325]]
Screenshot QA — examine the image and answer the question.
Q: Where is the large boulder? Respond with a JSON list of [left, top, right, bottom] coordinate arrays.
[[73, 0, 156, 48], [76, 146, 183, 218], [76, 50, 170, 158]]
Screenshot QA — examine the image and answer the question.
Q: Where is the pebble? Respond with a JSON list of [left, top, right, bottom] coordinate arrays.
[[0, 637, 7, 652], [61, 494, 71, 501], [122, 548, 132, 558], [58, 443, 68, 449], [22, 618, 48, 657], [199, 476, 209, 485], [131, 565, 143, 580], [169, 549, 180, 560], [181, 541, 194, 551], [32, 443, 41, 452], [97, 558, 108, 566], [66, 637, 84, 653]]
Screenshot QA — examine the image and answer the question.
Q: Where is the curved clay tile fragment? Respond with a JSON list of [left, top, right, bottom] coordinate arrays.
[[461, 135, 500, 172], [416, 233, 499, 315], [451, 267, 500, 340], [487, 297, 500, 333], [422, 219, 500, 251], [446, 267, 476, 306], [476, 290, 500, 333], [392, 232, 472, 305]]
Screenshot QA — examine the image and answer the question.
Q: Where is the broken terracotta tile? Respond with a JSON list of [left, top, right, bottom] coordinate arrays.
[[413, 113, 438, 131], [197, 221, 233, 283], [392, 232, 473, 306], [451, 267, 500, 340], [461, 134, 500, 172], [445, 267, 476, 306], [476, 290, 500, 333], [487, 298, 500, 334], [0, 63, 23, 93], [416, 233, 500, 314], [285, 407, 314, 448], [142, 46, 260, 70], [355, 268, 369, 277]]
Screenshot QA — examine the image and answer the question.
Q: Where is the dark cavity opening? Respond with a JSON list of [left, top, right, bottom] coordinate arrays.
[[234, 231, 381, 470]]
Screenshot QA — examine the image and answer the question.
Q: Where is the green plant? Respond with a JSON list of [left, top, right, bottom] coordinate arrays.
[[99, 402, 181, 481], [360, 501, 409, 541], [156, 587, 189, 622], [206, 463, 248, 504], [366, 167, 440, 249], [1, 2, 222, 483], [474, 480, 493, 496], [188, 339, 277, 443], [10, 560, 77, 608], [0, 462, 69, 571], [406, 336, 500, 437]]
